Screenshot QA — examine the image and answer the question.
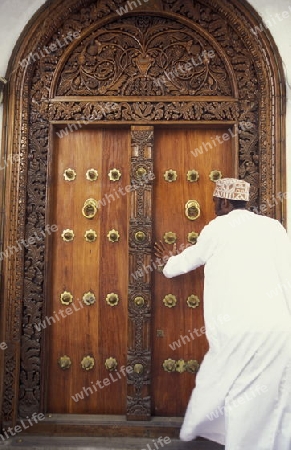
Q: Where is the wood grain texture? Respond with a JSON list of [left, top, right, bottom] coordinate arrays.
[[152, 127, 234, 416], [47, 128, 130, 414]]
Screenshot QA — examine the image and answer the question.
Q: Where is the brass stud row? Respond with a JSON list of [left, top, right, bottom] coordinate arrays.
[[63, 168, 122, 182], [163, 231, 199, 245], [163, 169, 222, 183], [63, 167, 221, 183], [60, 291, 120, 307], [60, 291, 96, 306], [163, 358, 200, 373], [163, 294, 200, 309], [61, 229, 120, 242], [58, 356, 118, 371], [62, 228, 197, 245], [63, 168, 99, 181]]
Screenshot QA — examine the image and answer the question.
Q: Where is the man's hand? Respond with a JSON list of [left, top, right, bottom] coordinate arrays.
[[154, 240, 177, 261]]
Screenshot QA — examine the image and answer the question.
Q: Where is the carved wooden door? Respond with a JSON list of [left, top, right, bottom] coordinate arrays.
[[47, 127, 131, 414], [0, 0, 285, 433], [46, 124, 234, 416], [152, 126, 234, 416]]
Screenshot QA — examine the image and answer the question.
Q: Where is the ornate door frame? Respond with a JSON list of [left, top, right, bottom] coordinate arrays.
[[0, 0, 286, 433]]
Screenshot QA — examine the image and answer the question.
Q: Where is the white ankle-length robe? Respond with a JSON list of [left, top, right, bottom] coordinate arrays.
[[163, 209, 291, 450]]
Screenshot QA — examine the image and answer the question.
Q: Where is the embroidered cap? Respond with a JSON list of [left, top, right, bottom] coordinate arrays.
[[213, 178, 250, 201]]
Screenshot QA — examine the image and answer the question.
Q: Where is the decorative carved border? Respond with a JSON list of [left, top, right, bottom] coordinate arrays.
[[48, 100, 240, 122], [127, 127, 153, 420], [0, 0, 285, 427]]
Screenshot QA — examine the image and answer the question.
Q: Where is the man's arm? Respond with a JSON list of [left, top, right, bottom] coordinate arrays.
[[162, 243, 206, 278], [154, 223, 216, 278]]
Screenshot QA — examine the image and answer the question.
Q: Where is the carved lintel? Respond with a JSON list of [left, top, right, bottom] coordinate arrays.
[[48, 100, 240, 122]]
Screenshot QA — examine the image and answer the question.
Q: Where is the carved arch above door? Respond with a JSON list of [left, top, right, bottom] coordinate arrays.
[[0, 0, 286, 427]]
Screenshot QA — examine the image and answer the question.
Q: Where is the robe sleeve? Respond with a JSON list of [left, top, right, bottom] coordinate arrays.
[[163, 223, 216, 278]]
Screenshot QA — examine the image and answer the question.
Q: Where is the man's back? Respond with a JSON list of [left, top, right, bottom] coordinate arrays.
[[202, 210, 291, 335], [163, 209, 291, 336]]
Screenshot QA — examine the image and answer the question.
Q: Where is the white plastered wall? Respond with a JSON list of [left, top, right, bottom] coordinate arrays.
[[0, 0, 290, 228]]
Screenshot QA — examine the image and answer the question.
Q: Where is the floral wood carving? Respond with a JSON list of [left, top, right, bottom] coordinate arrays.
[[56, 16, 233, 97], [127, 128, 153, 419], [48, 100, 239, 121], [127, 348, 151, 420]]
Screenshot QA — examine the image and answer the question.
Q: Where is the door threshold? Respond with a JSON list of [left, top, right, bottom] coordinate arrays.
[[19, 414, 184, 438], [0, 436, 223, 449]]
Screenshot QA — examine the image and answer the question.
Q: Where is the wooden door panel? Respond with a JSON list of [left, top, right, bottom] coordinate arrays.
[[46, 125, 234, 417], [152, 127, 235, 416], [98, 130, 130, 414], [47, 127, 130, 414]]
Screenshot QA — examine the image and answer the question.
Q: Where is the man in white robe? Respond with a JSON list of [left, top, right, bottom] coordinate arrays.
[[154, 178, 291, 450]]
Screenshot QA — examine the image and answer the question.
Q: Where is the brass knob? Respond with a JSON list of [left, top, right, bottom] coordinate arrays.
[[187, 170, 199, 182], [58, 355, 72, 370], [163, 294, 177, 308], [134, 231, 146, 243], [108, 168, 121, 181], [133, 363, 144, 374], [134, 296, 145, 307], [187, 231, 199, 245], [186, 294, 200, 309], [106, 293, 119, 307], [86, 168, 98, 181], [107, 229, 120, 242], [209, 170, 222, 182], [81, 355, 95, 371], [60, 291, 73, 306], [163, 359, 176, 372], [136, 166, 147, 177], [82, 198, 98, 219], [164, 169, 177, 182], [163, 232, 176, 244], [186, 360, 200, 374], [61, 229, 74, 242], [63, 168, 76, 181], [176, 359, 186, 373], [82, 291, 96, 306], [84, 229, 97, 242], [105, 357, 118, 371]]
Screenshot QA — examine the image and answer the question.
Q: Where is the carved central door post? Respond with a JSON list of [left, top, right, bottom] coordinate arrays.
[[127, 126, 154, 420]]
